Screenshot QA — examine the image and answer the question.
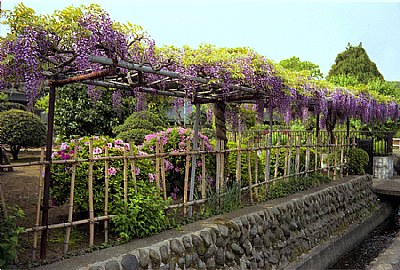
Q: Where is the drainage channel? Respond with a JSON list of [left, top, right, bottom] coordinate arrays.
[[328, 207, 400, 270]]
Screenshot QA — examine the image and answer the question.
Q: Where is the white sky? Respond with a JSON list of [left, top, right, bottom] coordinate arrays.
[[2, 0, 400, 81]]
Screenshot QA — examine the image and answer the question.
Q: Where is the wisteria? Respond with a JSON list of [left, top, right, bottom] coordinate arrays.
[[0, 4, 399, 127]]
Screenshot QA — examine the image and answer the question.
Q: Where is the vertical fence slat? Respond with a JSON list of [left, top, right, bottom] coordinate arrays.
[[88, 139, 95, 247], [334, 136, 338, 180], [183, 140, 191, 216], [295, 135, 300, 176], [215, 139, 220, 195], [201, 140, 206, 203], [160, 142, 167, 201], [123, 146, 128, 212], [340, 135, 345, 178], [220, 140, 225, 189], [236, 137, 242, 184], [155, 140, 161, 190], [33, 147, 45, 259], [305, 132, 311, 176], [129, 142, 137, 192], [254, 138, 259, 200], [247, 141, 253, 204], [64, 141, 78, 255], [274, 133, 281, 178], [103, 145, 109, 243], [287, 134, 293, 177]]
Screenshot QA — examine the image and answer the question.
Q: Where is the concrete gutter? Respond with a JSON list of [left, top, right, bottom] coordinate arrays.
[[286, 201, 394, 270]]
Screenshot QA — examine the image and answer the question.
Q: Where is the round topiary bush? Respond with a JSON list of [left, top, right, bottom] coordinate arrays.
[[113, 111, 166, 145], [0, 109, 46, 160], [346, 147, 370, 175]]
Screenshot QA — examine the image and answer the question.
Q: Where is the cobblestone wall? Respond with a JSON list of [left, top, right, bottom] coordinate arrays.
[[87, 176, 377, 270]]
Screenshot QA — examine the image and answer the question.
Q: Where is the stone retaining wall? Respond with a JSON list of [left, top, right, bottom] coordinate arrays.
[[82, 175, 377, 270]]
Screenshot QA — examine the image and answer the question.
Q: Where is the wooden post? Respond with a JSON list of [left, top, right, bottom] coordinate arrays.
[[215, 139, 221, 196], [40, 83, 56, 259], [155, 140, 161, 190], [129, 142, 137, 192], [236, 137, 242, 184], [340, 135, 345, 178], [160, 142, 167, 201], [63, 141, 78, 255], [295, 135, 300, 177], [183, 140, 191, 216], [189, 103, 200, 217], [220, 141, 225, 189], [305, 132, 311, 176], [326, 131, 330, 178], [287, 134, 293, 177], [201, 140, 206, 204], [32, 147, 45, 259], [88, 139, 95, 247], [103, 144, 110, 243], [274, 133, 281, 178], [333, 136, 338, 181], [123, 146, 128, 212], [247, 141, 253, 204], [254, 138, 259, 200], [265, 110, 273, 187]]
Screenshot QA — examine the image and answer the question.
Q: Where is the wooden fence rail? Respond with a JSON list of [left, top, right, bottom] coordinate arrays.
[[0, 129, 358, 261]]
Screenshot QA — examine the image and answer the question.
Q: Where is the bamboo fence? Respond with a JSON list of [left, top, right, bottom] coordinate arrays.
[[0, 129, 364, 261]]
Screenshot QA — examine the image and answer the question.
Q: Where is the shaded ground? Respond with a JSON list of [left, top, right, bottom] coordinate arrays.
[[1, 149, 95, 267]]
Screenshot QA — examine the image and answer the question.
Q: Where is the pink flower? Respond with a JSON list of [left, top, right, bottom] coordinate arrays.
[[114, 139, 124, 145], [93, 136, 100, 140], [60, 143, 69, 151], [107, 143, 113, 149], [108, 167, 117, 176], [148, 173, 155, 183], [124, 143, 130, 150], [135, 167, 140, 175], [93, 147, 102, 155]]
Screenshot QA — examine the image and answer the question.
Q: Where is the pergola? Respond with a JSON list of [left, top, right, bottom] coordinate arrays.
[[40, 55, 275, 258]]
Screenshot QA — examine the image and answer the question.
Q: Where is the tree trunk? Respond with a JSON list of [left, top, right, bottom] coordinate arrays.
[[10, 144, 21, 160]]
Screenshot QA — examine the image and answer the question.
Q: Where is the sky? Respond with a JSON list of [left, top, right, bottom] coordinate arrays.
[[1, 0, 400, 81]]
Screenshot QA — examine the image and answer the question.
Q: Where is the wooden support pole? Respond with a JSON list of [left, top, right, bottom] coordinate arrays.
[[273, 133, 281, 178], [183, 140, 191, 216], [215, 139, 221, 196], [254, 139, 259, 201], [32, 147, 45, 260], [123, 146, 128, 212], [88, 139, 95, 247], [201, 140, 206, 204], [155, 140, 161, 190], [236, 137, 242, 184], [104, 144, 110, 243], [247, 141, 253, 204], [129, 142, 137, 192], [305, 132, 311, 176], [40, 83, 56, 259], [340, 135, 345, 178], [295, 135, 300, 177], [287, 134, 293, 177], [63, 141, 78, 255], [160, 142, 167, 201], [189, 103, 200, 217]]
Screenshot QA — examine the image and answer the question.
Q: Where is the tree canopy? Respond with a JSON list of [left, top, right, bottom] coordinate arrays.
[[327, 43, 384, 85]]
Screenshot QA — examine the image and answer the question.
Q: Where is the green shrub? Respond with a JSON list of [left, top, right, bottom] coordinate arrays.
[[0, 206, 24, 267], [0, 109, 46, 159], [346, 148, 369, 175], [50, 136, 174, 239], [0, 102, 26, 112], [142, 127, 215, 197], [113, 111, 166, 145]]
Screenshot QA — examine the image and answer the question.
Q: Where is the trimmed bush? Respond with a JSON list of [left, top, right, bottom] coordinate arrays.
[[113, 111, 166, 145], [0, 102, 26, 112], [346, 147, 369, 175], [0, 109, 46, 159]]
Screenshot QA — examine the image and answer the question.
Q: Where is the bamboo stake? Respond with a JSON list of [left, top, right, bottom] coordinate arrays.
[[326, 131, 330, 178], [201, 140, 206, 203], [287, 134, 293, 177], [305, 132, 311, 176], [334, 137, 338, 181], [295, 135, 300, 177], [220, 140, 225, 189], [236, 137, 242, 184], [183, 140, 191, 216], [63, 141, 78, 255], [247, 141, 253, 204], [274, 134, 281, 178], [254, 139, 259, 201], [103, 145, 109, 243], [315, 131, 319, 172], [88, 139, 95, 247], [215, 139, 220, 196], [155, 140, 161, 190], [129, 142, 137, 192], [123, 146, 128, 212], [160, 142, 167, 201], [32, 147, 45, 260], [340, 135, 345, 178]]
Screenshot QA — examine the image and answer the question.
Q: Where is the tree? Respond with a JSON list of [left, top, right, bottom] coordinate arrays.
[[54, 85, 135, 138], [327, 43, 384, 85], [0, 109, 46, 160], [279, 56, 323, 79]]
